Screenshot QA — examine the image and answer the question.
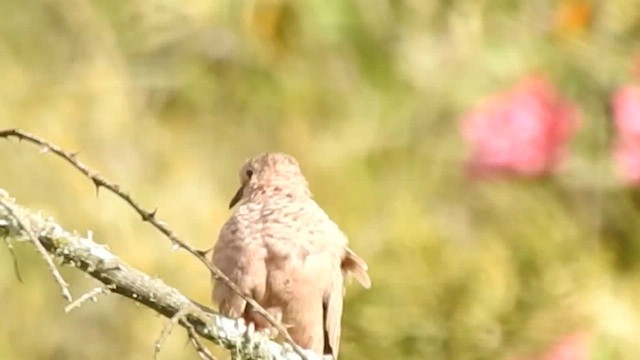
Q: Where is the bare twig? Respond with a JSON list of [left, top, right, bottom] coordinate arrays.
[[0, 199, 72, 301], [1, 235, 23, 282], [155, 308, 189, 360], [65, 286, 110, 313], [186, 324, 217, 360], [0, 128, 307, 359], [155, 304, 218, 360], [0, 188, 320, 360]]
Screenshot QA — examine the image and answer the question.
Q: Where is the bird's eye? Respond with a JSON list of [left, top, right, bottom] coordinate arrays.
[[246, 169, 253, 178]]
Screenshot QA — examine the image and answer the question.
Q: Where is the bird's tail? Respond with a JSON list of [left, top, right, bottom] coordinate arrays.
[[341, 248, 371, 289]]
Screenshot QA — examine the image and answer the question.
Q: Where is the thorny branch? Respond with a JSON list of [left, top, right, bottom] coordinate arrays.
[[0, 128, 307, 359], [0, 189, 321, 360]]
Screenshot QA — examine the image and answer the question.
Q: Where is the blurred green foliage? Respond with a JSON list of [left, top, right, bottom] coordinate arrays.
[[2, 0, 640, 359]]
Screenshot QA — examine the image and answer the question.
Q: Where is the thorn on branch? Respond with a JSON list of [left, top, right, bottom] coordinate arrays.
[[194, 247, 213, 258], [91, 178, 102, 196], [0, 129, 20, 142], [143, 208, 158, 222]]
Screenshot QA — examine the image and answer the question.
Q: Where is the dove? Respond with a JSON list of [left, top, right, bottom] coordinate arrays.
[[210, 152, 370, 358]]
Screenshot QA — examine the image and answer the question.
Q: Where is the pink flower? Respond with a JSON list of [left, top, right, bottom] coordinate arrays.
[[612, 85, 640, 185], [507, 332, 591, 360], [540, 332, 590, 360], [614, 140, 640, 185], [613, 85, 640, 140], [462, 76, 580, 178]]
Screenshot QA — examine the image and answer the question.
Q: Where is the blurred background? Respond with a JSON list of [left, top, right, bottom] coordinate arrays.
[[1, 0, 640, 359]]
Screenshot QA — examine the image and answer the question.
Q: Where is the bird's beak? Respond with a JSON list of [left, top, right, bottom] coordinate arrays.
[[228, 181, 246, 209]]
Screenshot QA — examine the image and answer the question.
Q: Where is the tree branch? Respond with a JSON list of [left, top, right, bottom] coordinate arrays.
[[0, 128, 307, 359], [0, 189, 321, 360]]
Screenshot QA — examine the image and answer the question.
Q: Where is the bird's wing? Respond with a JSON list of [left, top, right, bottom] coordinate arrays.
[[211, 215, 264, 318], [324, 273, 344, 359]]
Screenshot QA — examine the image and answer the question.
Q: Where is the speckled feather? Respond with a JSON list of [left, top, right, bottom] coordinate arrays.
[[210, 153, 370, 359]]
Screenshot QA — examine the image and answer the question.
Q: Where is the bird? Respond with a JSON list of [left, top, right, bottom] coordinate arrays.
[[210, 152, 371, 359]]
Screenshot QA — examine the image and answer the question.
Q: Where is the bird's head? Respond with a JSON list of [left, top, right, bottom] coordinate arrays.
[[229, 152, 310, 208]]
